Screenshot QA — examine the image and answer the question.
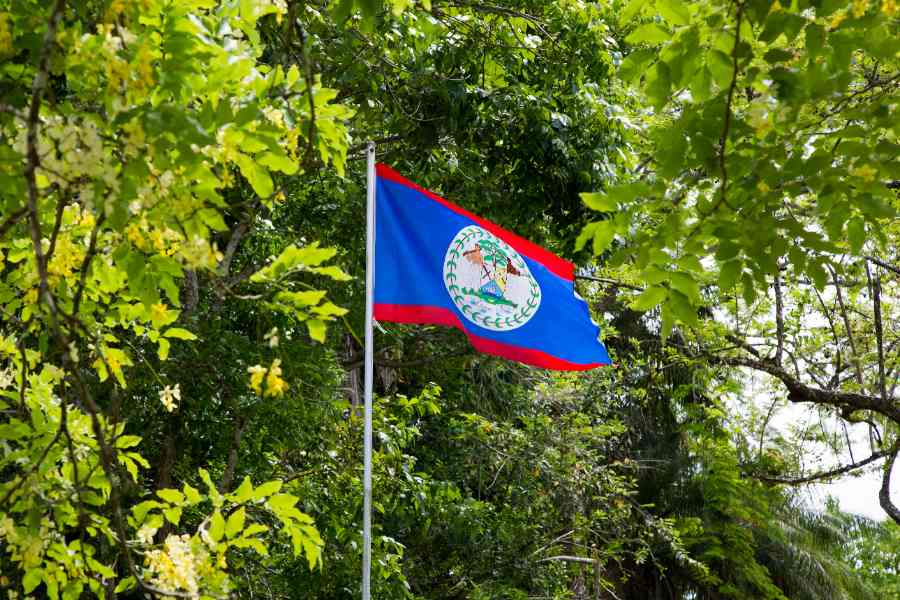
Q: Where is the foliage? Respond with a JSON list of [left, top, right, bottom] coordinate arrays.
[[0, 0, 349, 595], [1, 0, 897, 599]]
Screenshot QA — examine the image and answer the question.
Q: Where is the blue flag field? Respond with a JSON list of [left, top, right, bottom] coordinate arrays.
[[373, 164, 610, 370]]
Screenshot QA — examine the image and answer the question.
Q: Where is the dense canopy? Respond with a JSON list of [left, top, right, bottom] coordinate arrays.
[[0, 0, 898, 599]]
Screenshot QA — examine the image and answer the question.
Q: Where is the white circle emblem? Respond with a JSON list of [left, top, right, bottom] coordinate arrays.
[[443, 225, 541, 331]]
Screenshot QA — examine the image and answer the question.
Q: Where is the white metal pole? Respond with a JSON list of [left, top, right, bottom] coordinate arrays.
[[362, 141, 375, 600]]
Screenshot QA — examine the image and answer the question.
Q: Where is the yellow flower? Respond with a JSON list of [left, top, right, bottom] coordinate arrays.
[[852, 0, 869, 16], [769, 0, 783, 12], [79, 211, 96, 228], [265, 362, 289, 397], [757, 181, 771, 193], [884, 0, 899, 15], [829, 9, 848, 28], [126, 222, 147, 249], [24, 288, 38, 305], [151, 302, 169, 325], [248, 359, 288, 397], [144, 534, 200, 596], [851, 164, 878, 182], [248, 364, 266, 395], [159, 384, 180, 412], [47, 236, 84, 280]]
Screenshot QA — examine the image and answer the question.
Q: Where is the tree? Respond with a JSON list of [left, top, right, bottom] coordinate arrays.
[[0, 0, 349, 595], [581, 0, 900, 522]]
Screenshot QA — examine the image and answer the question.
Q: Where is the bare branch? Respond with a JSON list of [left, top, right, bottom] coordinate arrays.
[[713, 352, 899, 421], [752, 447, 892, 485], [866, 262, 888, 404], [774, 271, 784, 365], [830, 264, 865, 387], [24, 0, 68, 305], [879, 443, 900, 525], [537, 555, 597, 565], [866, 255, 900, 277]]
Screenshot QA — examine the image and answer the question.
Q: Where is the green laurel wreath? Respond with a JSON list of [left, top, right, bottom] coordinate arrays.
[[444, 226, 541, 331]]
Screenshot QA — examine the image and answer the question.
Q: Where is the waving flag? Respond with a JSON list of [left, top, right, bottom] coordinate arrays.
[[374, 164, 610, 370]]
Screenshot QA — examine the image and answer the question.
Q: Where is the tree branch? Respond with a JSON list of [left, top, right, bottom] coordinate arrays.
[[752, 447, 893, 485], [879, 443, 900, 525], [24, 0, 67, 306], [866, 255, 900, 277], [774, 270, 784, 365], [714, 1, 744, 213], [866, 262, 888, 404], [713, 352, 899, 421]]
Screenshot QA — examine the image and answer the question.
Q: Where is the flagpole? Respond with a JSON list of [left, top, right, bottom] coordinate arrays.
[[362, 141, 375, 600]]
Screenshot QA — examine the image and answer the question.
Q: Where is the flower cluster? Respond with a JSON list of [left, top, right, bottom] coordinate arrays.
[[144, 534, 201, 598], [159, 384, 180, 412], [248, 359, 288, 397]]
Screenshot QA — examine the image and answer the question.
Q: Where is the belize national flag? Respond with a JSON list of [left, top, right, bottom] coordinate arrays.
[[373, 164, 611, 371]]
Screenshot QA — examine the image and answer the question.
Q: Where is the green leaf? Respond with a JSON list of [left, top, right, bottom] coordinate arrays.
[[235, 153, 274, 198], [646, 61, 672, 108], [689, 66, 713, 102], [575, 222, 600, 252], [669, 272, 701, 303], [718, 260, 742, 290], [741, 273, 758, 305], [626, 23, 671, 45], [257, 151, 299, 175], [763, 48, 793, 63], [114, 577, 136, 594], [183, 483, 203, 504], [309, 265, 353, 281], [157, 488, 185, 505], [286, 64, 301, 88], [307, 318, 327, 342], [808, 260, 828, 291], [251, 243, 338, 281], [209, 510, 225, 543], [657, 0, 691, 26], [226, 507, 246, 539], [631, 286, 668, 311], [163, 327, 197, 340], [592, 221, 617, 255], [275, 290, 327, 307], [847, 217, 865, 254], [707, 50, 734, 89], [619, 49, 657, 83], [23, 569, 42, 594], [131, 500, 160, 523], [253, 480, 283, 499], [667, 290, 698, 326], [267, 493, 299, 513], [116, 435, 141, 449], [231, 476, 254, 503], [163, 506, 182, 525], [620, 0, 645, 24], [581, 192, 617, 212], [157, 337, 171, 360]]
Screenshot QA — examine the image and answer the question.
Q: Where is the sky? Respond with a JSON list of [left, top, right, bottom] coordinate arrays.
[[741, 369, 896, 521]]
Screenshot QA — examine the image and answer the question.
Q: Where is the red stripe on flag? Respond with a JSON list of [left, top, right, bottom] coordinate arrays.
[[375, 163, 575, 281], [374, 303, 607, 371]]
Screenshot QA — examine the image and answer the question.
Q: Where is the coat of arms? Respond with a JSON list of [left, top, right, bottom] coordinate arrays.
[[443, 225, 541, 331]]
